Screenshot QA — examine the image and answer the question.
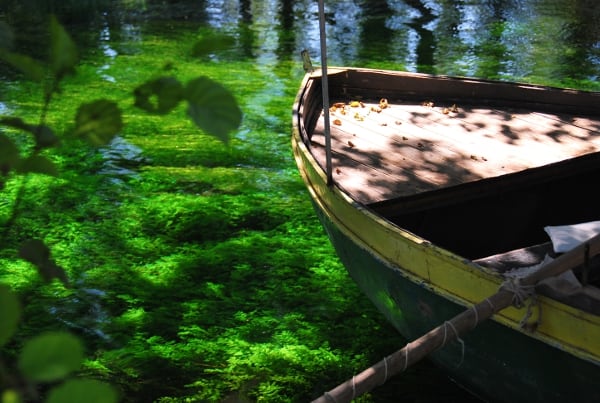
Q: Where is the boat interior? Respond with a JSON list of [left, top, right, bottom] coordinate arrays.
[[298, 71, 600, 314], [370, 158, 600, 314]]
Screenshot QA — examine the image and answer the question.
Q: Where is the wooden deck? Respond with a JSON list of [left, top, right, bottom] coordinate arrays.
[[309, 98, 600, 205]]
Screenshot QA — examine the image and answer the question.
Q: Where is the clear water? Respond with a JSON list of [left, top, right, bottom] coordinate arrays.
[[209, 0, 600, 88], [1, 0, 599, 401], [3, 0, 600, 89]]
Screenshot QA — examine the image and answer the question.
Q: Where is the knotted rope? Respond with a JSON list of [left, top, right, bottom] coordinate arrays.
[[500, 277, 535, 308], [500, 276, 541, 329], [440, 276, 540, 368]]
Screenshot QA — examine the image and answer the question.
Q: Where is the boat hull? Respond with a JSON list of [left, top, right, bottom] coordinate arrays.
[[292, 67, 600, 402], [313, 202, 600, 402]]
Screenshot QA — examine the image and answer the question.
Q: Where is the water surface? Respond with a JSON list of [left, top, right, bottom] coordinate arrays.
[[1, 0, 599, 402]]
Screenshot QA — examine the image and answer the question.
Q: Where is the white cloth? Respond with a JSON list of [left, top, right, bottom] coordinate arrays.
[[505, 254, 582, 293], [544, 220, 600, 253]]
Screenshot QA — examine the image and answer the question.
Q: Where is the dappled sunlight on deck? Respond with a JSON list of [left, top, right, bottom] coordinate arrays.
[[308, 97, 600, 205]]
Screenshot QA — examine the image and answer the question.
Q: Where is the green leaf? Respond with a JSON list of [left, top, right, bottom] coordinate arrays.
[[16, 155, 59, 176], [0, 133, 20, 173], [18, 331, 84, 382], [0, 50, 45, 82], [0, 285, 21, 347], [184, 77, 242, 142], [0, 118, 59, 149], [133, 76, 184, 115], [192, 33, 236, 57], [0, 116, 31, 131], [73, 100, 123, 146], [32, 124, 60, 149], [49, 15, 78, 79], [1, 389, 21, 403], [18, 239, 69, 285], [18, 239, 50, 267], [47, 379, 118, 403], [40, 260, 69, 285]]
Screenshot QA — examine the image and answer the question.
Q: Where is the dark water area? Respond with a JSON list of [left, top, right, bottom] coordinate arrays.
[[1, 0, 599, 402], [2, 0, 600, 88]]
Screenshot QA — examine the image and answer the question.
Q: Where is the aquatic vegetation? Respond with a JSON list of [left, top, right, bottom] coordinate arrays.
[[0, 12, 406, 403]]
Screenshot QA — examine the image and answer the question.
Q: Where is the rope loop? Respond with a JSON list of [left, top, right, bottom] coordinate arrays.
[[470, 305, 479, 329], [381, 356, 389, 385], [519, 294, 542, 331], [500, 277, 541, 330], [323, 392, 338, 403], [484, 298, 496, 312], [443, 321, 465, 367], [500, 277, 535, 308]]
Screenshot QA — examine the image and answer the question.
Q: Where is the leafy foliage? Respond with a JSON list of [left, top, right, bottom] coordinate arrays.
[[0, 51, 45, 82], [0, 14, 242, 403], [134, 76, 184, 115], [191, 32, 236, 57], [0, 8, 433, 403], [49, 15, 78, 81], [47, 379, 118, 403], [134, 75, 243, 143], [18, 332, 84, 382], [18, 239, 67, 284], [0, 285, 20, 347], [185, 77, 243, 143], [48, 379, 118, 403], [72, 100, 123, 146], [0, 118, 59, 150]]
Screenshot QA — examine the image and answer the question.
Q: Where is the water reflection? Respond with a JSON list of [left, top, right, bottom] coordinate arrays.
[[216, 0, 599, 87], [429, 0, 600, 83], [394, 0, 437, 72], [1, 2, 599, 401], [2, 0, 599, 88], [239, 0, 287, 117], [98, 19, 118, 82]]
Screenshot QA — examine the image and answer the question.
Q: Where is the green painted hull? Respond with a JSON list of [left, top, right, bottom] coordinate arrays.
[[293, 67, 600, 402], [314, 203, 600, 402]]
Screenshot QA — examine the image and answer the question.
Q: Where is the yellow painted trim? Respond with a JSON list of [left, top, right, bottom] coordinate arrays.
[[292, 72, 600, 365]]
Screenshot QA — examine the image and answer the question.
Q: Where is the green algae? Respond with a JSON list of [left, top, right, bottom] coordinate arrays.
[[0, 19, 407, 403], [6, 1, 598, 400]]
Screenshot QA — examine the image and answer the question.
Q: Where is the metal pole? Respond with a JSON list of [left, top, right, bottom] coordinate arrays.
[[317, 0, 333, 185]]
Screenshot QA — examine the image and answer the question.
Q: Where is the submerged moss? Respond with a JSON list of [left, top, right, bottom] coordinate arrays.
[[0, 23, 410, 403]]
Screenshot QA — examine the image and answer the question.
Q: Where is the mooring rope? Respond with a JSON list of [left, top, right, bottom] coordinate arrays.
[[518, 294, 541, 329], [484, 297, 497, 312], [500, 276, 540, 329], [473, 297, 498, 330], [470, 305, 479, 329], [382, 356, 389, 384], [442, 320, 465, 367], [323, 391, 337, 403], [500, 277, 535, 308]]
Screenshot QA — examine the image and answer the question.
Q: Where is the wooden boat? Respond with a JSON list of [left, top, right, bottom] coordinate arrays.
[[291, 67, 600, 402]]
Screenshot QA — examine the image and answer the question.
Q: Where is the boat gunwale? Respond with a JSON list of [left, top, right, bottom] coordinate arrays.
[[321, 67, 600, 115], [292, 67, 600, 365]]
